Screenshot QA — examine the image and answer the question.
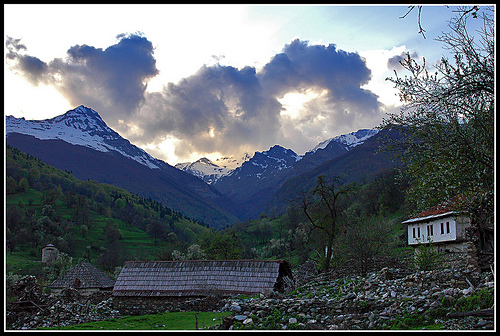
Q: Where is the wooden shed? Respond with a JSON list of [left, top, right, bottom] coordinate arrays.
[[113, 259, 294, 298], [50, 261, 115, 296]]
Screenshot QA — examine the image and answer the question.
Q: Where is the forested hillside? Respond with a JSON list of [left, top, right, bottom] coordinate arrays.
[[6, 145, 212, 280], [6, 142, 413, 282]]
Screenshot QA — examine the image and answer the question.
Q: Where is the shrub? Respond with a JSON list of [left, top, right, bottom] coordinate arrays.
[[413, 240, 444, 271]]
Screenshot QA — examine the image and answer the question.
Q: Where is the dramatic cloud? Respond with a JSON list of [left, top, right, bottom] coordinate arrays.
[[258, 39, 383, 152], [134, 64, 283, 159], [7, 35, 387, 163], [6, 36, 48, 85], [6, 33, 158, 127]]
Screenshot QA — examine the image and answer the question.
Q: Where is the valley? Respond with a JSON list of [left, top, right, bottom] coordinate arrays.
[[5, 106, 408, 276], [6, 106, 396, 224], [5, 105, 495, 331]]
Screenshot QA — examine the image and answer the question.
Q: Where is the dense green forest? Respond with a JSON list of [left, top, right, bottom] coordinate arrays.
[[6, 145, 213, 279], [6, 143, 413, 288]]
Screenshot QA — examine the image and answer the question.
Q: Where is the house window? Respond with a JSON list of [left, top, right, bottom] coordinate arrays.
[[413, 227, 416, 238], [446, 222, 450, 234], [417, 227, 420, 238], [440, 222, 444, 234], [427, 224, 434, 237]]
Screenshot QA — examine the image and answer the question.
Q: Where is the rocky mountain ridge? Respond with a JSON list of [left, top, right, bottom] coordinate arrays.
[[5, 105, 393, 224], [6, 105, 163, 170], [175, 154, 251, 185], [6, 106, 240, 227], [178, 129, 379, 185]]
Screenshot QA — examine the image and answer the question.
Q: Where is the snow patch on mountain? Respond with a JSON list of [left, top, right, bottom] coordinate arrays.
[[175, 157, 233, 184], [176, 153, 252, 184], [309, 128, 379, 154], [6, 105, 162, 169], [225, 145, 301, 181]]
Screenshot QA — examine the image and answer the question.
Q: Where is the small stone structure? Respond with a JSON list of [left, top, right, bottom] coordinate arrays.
[[50, 261, 115, 296], [41, 244, 59, 264]]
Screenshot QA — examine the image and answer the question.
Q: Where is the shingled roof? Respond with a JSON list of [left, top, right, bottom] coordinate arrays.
[[113, 259, 294, 297], [402, 195, 468, 224], [50, 261, 115, 290]]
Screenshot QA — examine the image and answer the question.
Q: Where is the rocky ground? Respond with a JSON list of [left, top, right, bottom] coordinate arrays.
[[6, 263, 495, 330], [6, 276, 120, 330], [218, 264, 495, 330]]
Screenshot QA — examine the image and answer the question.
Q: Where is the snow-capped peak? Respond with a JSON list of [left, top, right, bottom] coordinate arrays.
[[6, 105, 162, 169], [309, 128, 379, 154], [175, 157, 234, 184]]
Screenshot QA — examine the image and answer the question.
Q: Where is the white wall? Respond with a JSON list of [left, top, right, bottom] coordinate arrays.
[[407, 216, 458, 245]]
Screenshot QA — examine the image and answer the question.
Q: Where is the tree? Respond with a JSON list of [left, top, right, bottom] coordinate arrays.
[[197, 230, 242, 260], [6, 176, 17, 194], [146, 219, 167, 246], [381, 6, 494, 216], [18, 177, 30, 192], [103, 219, 124, 245], [339, 216, 392, 276], [299, 175, 355, 272], [42, 187, 62, 208]]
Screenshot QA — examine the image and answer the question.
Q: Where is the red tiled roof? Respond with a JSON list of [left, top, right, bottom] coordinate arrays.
[[409, 195, 467, 220], [410, 204, 455, 219]]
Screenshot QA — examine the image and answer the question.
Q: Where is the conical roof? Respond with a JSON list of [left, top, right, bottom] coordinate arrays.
[[50, 261, 115, 289]]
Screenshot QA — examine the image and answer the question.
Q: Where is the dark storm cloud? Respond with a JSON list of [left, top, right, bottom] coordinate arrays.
[[8, 34, 385, 161], [6, 33, 158, 126], [132, 39, 383, 159], [259, 39, 379, 111], [65, 34, 158, 117], [135, 64, 283, 158], [257, 39, 382, 149], [6, 36, 47, 85]]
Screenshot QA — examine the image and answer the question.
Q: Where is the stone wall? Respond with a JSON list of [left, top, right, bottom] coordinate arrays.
[[113, 295, 227, 315]]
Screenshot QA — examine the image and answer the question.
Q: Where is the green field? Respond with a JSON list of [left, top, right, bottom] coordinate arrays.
[[38, 311, 231, 330]]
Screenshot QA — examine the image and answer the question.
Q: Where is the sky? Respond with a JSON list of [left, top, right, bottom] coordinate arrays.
[[4, 4, 488, 165]]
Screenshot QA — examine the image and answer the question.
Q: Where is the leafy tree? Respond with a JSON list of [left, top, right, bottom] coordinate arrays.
[[18, 177, 30, 192], [103, 219, 124, 245], [299, 175, 355, 272], [198, 230, 242, 260], [381, 6, 494, 218], [186, 244, 207, 260], [339, 215, 392, 276], [71, 195, 90, 225], [6, 176, 17, 194], [146, 219, 168, 246], [42, 187, 62, 208]]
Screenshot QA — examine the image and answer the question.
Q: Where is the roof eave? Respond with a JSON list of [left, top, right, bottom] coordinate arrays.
[[402, 211, 457, 224]]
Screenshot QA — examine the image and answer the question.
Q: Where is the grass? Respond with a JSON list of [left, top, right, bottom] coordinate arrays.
[[6, 187, 173, 276], [38, 311, 231, 330]]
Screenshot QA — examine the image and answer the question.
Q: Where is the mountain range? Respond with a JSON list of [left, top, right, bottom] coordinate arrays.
[[6, 105, 401, 226], [5, 106, 239, 228], [175, 154, 251, 185], [176, 129, 379, 185]]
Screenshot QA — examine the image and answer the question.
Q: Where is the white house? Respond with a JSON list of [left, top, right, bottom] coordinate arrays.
[[402, 205, 471, 253]]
